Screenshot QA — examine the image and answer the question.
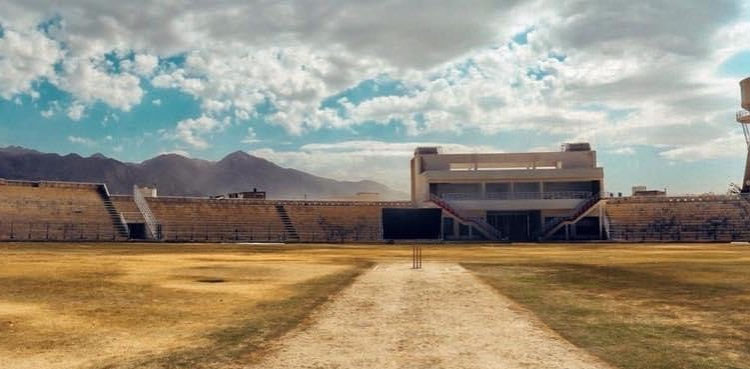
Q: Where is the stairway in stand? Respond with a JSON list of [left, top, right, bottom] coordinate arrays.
[[97, 187, 129, 239], [275, 205, 300, 242], [429, 194, 503, 241], [540, 195, 603, 240]]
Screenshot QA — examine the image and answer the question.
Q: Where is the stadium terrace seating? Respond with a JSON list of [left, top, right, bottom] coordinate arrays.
[[141, 197, 412, 243], [110, 195, 145, 223], [142, 197, 290, 242], [283, 202, 409, 242], [606, 196, 750, 242], [0, 180, 124, 241], [0, 177, 416, 243]]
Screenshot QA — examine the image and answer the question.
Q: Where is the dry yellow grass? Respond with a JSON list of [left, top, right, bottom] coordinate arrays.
[[0, 243, 371, 369], [1, 242, 749, 369], [460, 244, 750, 369]]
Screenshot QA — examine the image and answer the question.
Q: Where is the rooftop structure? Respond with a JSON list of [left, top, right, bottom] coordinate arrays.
[[136, 186, 157, 198], [211, 188, 266, 200], [632, 186, 666, 197]]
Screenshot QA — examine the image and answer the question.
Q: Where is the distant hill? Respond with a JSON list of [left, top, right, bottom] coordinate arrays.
[[0, 147, 407, 200]]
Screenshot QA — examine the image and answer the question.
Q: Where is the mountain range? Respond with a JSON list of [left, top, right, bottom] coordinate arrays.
[[0, 146, 407, 200]]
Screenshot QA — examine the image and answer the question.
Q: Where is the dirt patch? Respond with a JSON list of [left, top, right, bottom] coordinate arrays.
[[196, 278, 226, 283], [250, 262, 612, 369]]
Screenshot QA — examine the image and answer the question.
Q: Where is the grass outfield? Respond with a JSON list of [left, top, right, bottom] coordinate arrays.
[[0, 243, 376, 369], [1, 243, 749, 368], [462, 244, 750, 369]]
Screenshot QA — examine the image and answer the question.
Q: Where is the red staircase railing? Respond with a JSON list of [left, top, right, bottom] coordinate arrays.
[[429, 194, 503, 240], [541, 194, 602, 240]]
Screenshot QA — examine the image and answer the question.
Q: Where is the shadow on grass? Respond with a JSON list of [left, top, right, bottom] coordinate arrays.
[[104, 261, 373, 369]]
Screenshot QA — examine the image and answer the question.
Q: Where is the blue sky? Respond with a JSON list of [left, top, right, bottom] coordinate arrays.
[[1, 1, 750, 194]]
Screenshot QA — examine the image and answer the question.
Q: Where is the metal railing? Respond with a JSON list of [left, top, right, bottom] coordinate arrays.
[[97, 184, 130, 238], [609, 220, 750, 242], [540, 193, 602, 239], [0, 220, 385, 242], [133, 185, 160, 240], [607, 193, 750, 203], [0, 221, 125, 241], [156, 222, 383, 243], [439, 191, 592, 201], [429, 194, 503, 240]]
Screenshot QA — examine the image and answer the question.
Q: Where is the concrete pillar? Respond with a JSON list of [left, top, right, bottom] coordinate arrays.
[[598, 203, 604, 239], [440, 215, 445, 240], [743, 149, 750, 192], [480, 182, 487, 199]]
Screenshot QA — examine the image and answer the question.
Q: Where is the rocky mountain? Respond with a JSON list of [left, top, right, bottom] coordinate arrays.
[[0, 147, 407, 200]]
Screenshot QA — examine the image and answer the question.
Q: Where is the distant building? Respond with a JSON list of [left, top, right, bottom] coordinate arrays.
[[632, 186, 666, 196], [136, 186, 157, 198], [212, 188, 266, 200]]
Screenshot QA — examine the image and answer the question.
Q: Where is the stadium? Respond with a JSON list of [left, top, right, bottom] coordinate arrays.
[[4, 78, 750, 245], [2, 8, 750, 368], [3, 137, 750, 244]]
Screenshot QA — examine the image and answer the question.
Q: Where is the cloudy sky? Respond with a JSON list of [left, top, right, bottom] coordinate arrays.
[[1, 1, 749, 194]]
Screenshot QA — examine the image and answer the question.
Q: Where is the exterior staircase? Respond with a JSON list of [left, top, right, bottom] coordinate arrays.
[[429, 194, 503, 241], [275, 205, 300, 242], [540, 194, 603, 240], [96, 185, 129, 239], [133, 185, 161, 240]]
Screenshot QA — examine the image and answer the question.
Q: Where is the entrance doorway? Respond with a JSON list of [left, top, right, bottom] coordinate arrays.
[[486, 211, 541, 241], [127, 223, 147, 240]]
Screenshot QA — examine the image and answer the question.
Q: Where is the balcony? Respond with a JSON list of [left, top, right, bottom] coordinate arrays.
[[433, 191, 594, 211], [439, 191, 593, 201]]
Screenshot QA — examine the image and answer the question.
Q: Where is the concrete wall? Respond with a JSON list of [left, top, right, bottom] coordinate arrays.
[[442, 199, 584, 211], [419, 150, 597, 171]]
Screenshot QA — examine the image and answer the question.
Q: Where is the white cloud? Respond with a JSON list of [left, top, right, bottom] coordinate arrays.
[[151, 45, 367, 134], [659, 134, 746, 161], [56, 57, 143, 111], [166, 115, 226, 150], [609, 147, 636, 155], [0, 28, 62, 99], [40, 101, 61, 118], [0, 1, 525, 68], [67, 135, 96, 146], [66, 102, 85, 121], [152, 98, 161, 106], [241, 127, 260, 144], [251, 140, 500, 190], [133, 54, 158, 76], [0, 0, 747, 168], [158, 149, 191, 157]]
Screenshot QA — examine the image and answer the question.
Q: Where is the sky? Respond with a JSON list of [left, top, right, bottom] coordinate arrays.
[[1, 1, 750, 195]]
